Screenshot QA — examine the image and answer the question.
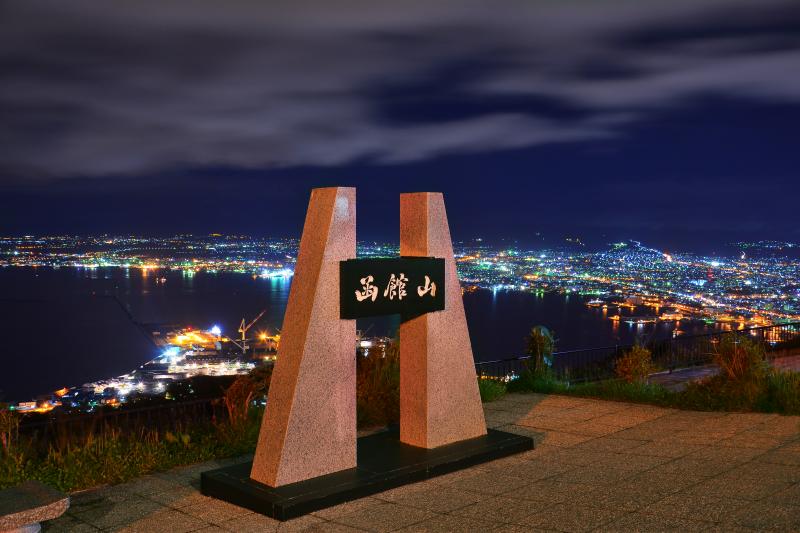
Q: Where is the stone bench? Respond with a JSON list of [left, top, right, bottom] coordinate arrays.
[[0, 481, 69, 533]]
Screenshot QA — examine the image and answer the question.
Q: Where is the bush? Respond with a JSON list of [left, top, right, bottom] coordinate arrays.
[[223, 366, 272, 427], [477, 378, 506, 402], [615, 345, 654, 384], [712, 333, 766, 383], [674, 333, 777, 412], [759, 371, 800, 415], [680, 374, 759, 411], [356, 341, 400, 428], [676, 369, 800, 415]]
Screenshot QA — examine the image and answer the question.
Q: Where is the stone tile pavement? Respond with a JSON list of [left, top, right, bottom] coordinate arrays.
[[44, 394, 800, 532]]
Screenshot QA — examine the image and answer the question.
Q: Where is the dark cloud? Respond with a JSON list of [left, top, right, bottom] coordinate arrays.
[[1, 0, 800, 181]]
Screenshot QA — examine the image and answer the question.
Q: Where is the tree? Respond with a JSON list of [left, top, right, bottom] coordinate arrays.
[[525, 325, 554, 373]]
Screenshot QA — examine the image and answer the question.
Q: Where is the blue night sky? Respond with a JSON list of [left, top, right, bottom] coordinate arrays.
[[1, 1, 799, 250]]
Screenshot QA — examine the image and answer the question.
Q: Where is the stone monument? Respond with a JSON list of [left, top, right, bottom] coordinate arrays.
[[399, 192, 487, 448], [201, 186, 532, 519], [250, 187, 357, 487]]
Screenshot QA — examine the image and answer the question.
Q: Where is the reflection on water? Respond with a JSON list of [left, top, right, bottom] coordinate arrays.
[[0, 267, 719, 401]]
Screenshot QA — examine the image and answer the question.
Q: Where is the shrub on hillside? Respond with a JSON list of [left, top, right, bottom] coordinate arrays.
[[0, 405, 18, 454], [166, 374, 238, 401], [678, 369, 800, 415], [223, 366, 272, 427], [712, 333, 766, 382], [674, 333, 770, 410], [357, 341, 400, 428], [614, 345, 654, 384], [680, 374, 760, 411], [760, 371, 800, 415], [0, 407, 263, 492]]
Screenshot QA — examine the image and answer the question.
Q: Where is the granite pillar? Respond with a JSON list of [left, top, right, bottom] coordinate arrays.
[[250, 187, 357, 487], [399, 192, 487, 448]]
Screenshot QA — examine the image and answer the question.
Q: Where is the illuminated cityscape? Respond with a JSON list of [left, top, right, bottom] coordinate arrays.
[[0, 234, 298, 278], [4, 234, 798, 325], [455, 239, 800, 326], [2, 234, 798, 411]]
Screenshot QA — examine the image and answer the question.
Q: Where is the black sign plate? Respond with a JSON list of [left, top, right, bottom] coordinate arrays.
[[340, 257, 445, 320]]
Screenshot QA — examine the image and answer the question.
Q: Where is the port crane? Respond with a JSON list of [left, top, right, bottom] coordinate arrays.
[[228, 310, 266, 355]]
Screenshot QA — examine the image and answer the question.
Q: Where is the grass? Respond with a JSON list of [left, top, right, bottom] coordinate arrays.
[[357, 342, 400, 429], [477, 378, 506, 402], [564, 380, 675, 406], [0, 368, 270, 492], [0, 409, 261, 493], [760, 371, 800, 414], [506, 333, 800, 415]]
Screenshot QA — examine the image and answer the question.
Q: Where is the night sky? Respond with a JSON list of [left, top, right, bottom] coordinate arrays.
[[2, 1, 799, 250]]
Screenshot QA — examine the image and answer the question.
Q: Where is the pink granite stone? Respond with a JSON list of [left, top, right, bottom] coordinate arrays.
[[250, 187, 357, 487], [399, 192, 487, 449]]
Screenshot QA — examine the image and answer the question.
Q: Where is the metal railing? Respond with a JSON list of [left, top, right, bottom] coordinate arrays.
[[475, 322, 800, 383]]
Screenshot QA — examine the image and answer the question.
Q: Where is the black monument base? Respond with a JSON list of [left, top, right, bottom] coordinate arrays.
[[200, 428, 533, 521]]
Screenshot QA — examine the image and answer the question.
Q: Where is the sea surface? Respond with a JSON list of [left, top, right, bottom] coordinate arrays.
[[0, 267, 716, 402]]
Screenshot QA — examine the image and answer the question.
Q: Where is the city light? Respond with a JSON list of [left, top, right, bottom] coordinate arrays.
[[3, 234, 798, 412]]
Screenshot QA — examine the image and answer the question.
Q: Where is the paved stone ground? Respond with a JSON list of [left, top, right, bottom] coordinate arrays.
[[648, 366, 719, 391], [44, 394, 800, 532]]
